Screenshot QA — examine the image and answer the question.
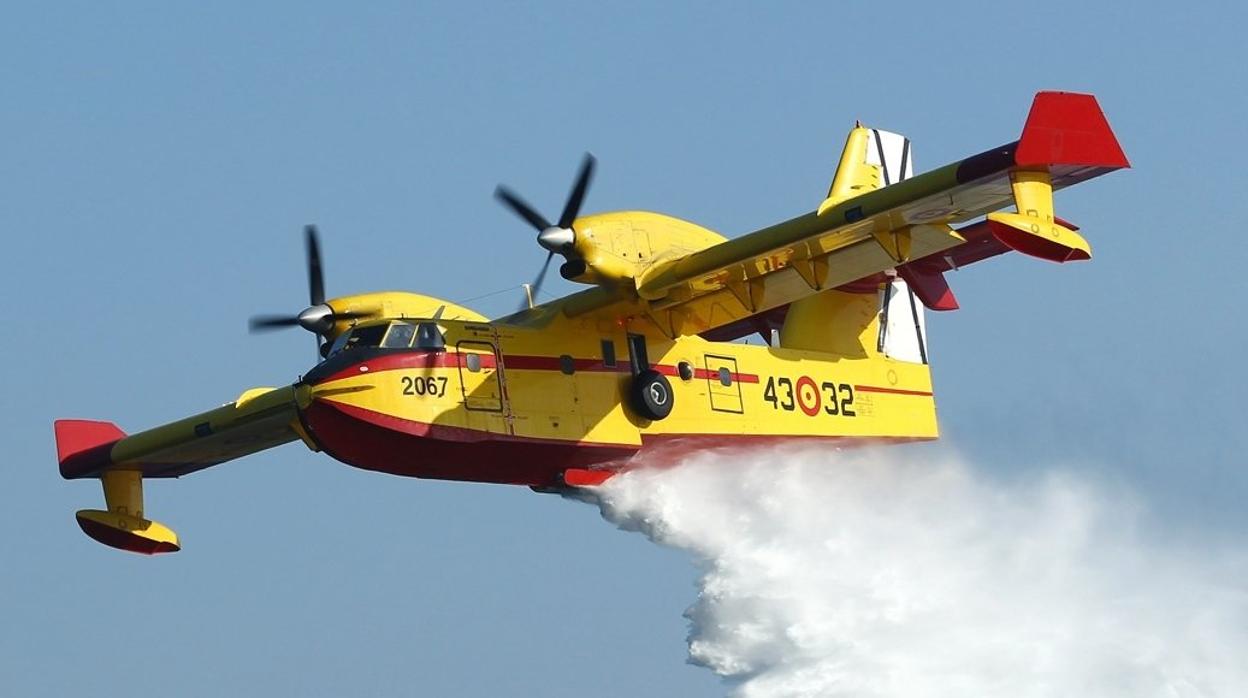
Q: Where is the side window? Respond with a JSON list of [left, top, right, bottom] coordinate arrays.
[[718, 367, 732, 386], [678, 361, 694, 381], [601, 340, 616, 368]]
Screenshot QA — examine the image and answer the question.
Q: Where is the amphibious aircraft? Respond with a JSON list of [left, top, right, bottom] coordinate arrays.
[[55, 91, 1128, 554]]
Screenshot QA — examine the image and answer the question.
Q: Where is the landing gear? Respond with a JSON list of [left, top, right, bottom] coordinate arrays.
[[629, 369, 674, 420]]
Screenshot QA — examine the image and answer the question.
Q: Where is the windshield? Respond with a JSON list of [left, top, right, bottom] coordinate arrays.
[[327, 320, 445, 357], [330, 324, 388, 356], [382, 323, 417, 348]]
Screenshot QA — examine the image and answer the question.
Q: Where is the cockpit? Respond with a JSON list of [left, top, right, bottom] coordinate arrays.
[[325, 319, 446, 358]]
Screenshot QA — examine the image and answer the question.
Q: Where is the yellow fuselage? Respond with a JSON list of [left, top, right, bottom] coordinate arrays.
[[299, 292, 936, 487]]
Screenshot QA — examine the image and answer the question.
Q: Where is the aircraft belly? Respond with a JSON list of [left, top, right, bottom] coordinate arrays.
[[302, 356, 642, 485], [301, 399, 638, 486]]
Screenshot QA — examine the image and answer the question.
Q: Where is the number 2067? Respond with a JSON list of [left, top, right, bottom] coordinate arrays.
[[401, 376, 447, 397]]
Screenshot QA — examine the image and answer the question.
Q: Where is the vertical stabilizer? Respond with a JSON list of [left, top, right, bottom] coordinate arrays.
[[790, 126, 926, 363], [878, 277, 928, 364], [819, 127, 913, 215]]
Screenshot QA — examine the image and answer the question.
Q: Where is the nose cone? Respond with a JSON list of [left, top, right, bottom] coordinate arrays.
[[537, 226, 574, 252], [297, 304, 334, 333]]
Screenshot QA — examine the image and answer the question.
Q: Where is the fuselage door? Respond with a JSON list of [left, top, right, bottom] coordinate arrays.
[[456, 340, 504, 412], [703, 353, 744, 414]]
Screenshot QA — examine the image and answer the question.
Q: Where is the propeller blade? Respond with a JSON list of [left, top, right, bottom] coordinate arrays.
[[249, 226, 373, 359], [494, 186, 552, 232], [557, 153, 595, 229], [530, 250, 555, 299], [305, 224, 325, 307], [519, 251, 555, 311], [249, 315, 301, 332]]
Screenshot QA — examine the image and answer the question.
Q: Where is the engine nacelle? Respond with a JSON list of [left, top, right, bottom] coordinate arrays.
[[562, 211, 727, 289], [322, 292, 487, 343]]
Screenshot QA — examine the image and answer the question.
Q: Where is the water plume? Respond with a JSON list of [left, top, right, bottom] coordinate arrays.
[[589, 444, 1248, 697]]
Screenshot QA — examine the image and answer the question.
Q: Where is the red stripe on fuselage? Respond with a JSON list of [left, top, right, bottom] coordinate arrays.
[[319, 351, 481, 383], [651, 364, 760, 384], [854, 385, 934, 397], [319, 350, 761, 385], [501, 354, 619, 373]]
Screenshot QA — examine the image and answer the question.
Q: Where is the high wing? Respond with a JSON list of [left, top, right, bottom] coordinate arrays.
[[55, 384, 314, 553], [55, 384, 311, 481], [629, 91, 1128, 337]]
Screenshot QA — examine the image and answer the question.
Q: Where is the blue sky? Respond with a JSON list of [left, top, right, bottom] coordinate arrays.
[[3, 3, 1246, 696]]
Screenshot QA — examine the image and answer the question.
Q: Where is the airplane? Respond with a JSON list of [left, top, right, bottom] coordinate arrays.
[[54, 91, 1129, 554]]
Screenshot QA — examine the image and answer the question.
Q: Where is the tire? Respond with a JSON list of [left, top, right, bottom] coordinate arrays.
[[629, 369, 674, 420]]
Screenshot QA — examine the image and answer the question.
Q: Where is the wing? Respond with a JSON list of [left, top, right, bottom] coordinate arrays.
[[56, 384, 312, 480], [631, 92, 1128, 337]]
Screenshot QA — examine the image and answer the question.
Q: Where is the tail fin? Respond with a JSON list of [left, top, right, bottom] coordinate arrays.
[[784, 125, 927, 362], [819, 126, 913, 215]]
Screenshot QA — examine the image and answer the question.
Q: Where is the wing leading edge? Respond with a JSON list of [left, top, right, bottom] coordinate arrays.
[[630, 91, 1128, 337], [56, 384, 311, 480]]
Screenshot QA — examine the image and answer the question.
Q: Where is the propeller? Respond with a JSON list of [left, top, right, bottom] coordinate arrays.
[[248, 225, 367, 356], [495, 153, 595, 309]]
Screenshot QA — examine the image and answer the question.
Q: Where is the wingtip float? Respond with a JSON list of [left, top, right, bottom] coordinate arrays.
[[56, 420, 180, 554], [58, 91, 1127, 554]]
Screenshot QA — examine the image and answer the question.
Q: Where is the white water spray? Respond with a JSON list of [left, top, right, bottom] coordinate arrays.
[[590, 444, 1248, 697]]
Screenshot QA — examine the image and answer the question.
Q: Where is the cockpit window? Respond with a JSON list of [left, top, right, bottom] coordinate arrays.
[[415, 321, 446, 351], [381, 322, 417, 349], [326, 331, 352, 357], [342, 324, 388, 351], [326, 320, 445, 358]]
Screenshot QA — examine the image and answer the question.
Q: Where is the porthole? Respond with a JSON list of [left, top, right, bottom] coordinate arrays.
[[559, 354, 575, 375], [465, 353, 482, 372], [677, 361, 694, 381], [718, 366, 732, 386]]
